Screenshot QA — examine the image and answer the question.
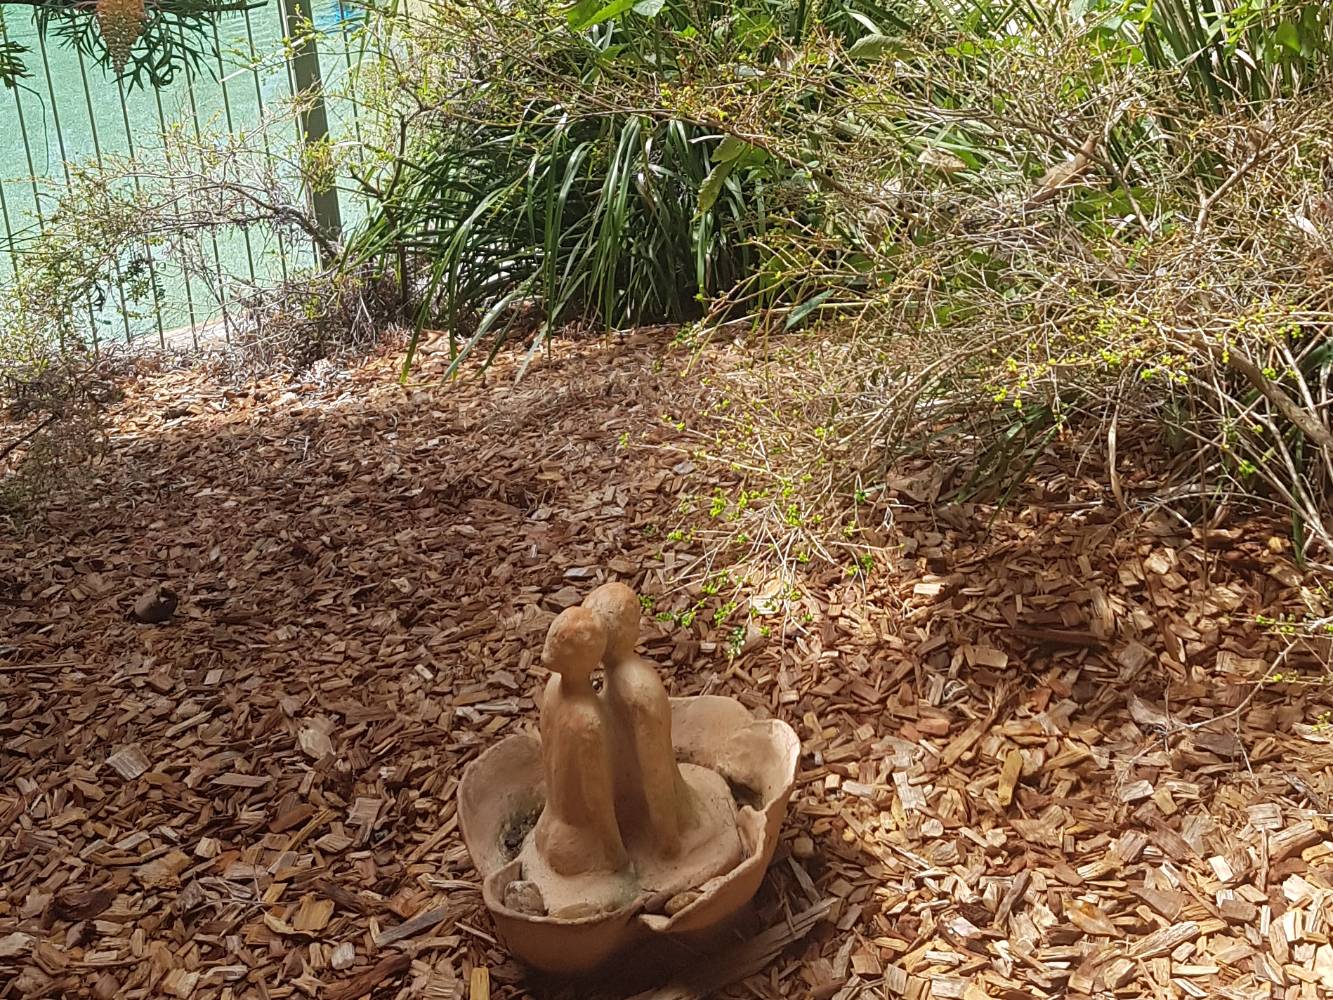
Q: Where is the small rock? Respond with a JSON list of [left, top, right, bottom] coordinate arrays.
[[641, 890, 672, 915], [664, 891, 699, 917], [503, 880, 546, 916], [791, 835, 815, 859], [132, 585, 178, 624]]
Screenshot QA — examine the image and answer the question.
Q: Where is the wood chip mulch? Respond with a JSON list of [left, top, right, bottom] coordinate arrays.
[[2, 332, 1332, 1000]]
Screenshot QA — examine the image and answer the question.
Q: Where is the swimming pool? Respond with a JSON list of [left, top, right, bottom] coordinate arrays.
[[0, 0, 367, 344]]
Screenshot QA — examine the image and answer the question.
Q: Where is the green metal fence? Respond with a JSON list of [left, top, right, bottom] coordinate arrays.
[[0, 0, 364, 349]]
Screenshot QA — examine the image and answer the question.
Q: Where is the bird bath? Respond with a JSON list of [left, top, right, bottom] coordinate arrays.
[[458, 582, 799, 975]]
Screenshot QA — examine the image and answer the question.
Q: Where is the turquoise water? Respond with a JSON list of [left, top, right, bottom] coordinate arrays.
[[0, 2, 365, 343]]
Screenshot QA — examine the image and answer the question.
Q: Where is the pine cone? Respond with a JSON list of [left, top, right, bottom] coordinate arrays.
[[95, 0, 146, 75]]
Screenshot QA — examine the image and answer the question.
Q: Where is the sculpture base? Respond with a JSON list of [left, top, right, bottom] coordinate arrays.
[[514, 762, 743, 919], [458, 696, 800, 976], [514, 841, 639, 920], [631, 762, 744, 899]]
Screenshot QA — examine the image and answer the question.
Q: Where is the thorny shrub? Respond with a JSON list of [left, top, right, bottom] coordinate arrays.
[[554, 2, 1333, 571], [0, 348, 120, 523], [333, 0, 1332, 652], [229, 270, 408, 373], [342, 0, 1333, 569]]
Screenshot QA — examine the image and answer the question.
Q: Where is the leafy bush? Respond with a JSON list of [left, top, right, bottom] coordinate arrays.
[[346, 0, 920, 373], [0, 347, 120, 522], [1128, 0, 1333, 107], [340, 0, 1333, 561]]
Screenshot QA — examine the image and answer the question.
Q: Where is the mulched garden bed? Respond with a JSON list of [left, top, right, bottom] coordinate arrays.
[[2, 332, 1331, 999]]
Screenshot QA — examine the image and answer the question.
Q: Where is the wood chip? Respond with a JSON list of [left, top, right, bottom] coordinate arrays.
[[293, 895, 335, 933], [1132, 922, 1200, 959], [1119, 780, 1154, 803], [1067, 900, 1120, 937], [105, 745, 150, 780], [997, 749, 1024, 807], [298, 721, 335, 760], [135, 849, 190, 889], [211, 772, 269, 788], [372, 904, 449, 947], [326, 953, 412, 1000], [161, 969, 199, 998], [0, 932, 33, 958], [1270, 819, 1328, 862]]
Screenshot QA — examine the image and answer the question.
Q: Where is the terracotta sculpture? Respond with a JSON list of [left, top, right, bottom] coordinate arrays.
[[585, 583, 689, 852], [584, 583, 742, 897], [457, 579, 801, 975], [517, 606, 636, 918]]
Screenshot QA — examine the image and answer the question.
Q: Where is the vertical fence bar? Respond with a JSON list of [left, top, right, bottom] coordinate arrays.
[[75, 46, 135, 345], [280, 0, 342, 264], [34, 31, 71, 185], [0, 180, 15, 286], [34, 29, 94, 349], [152, 83, 200, 338], [178, 26, 230, 349], [8, 85, 43, 230], [1, 16, 43, 232], [116, 74, 168, 347], [0, 11, 16, 279], [212, 16, 259, 306], [242, 5, 291, 283], [336, 4, 373, 218]]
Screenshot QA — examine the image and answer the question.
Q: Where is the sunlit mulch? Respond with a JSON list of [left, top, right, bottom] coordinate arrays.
[[2, 331, 1332, 999]]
